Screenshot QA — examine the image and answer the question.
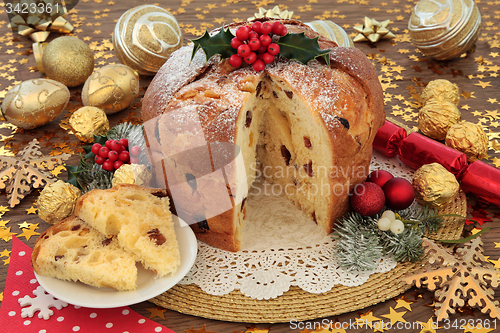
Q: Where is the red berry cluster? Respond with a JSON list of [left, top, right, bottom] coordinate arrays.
[[91, 138, 142, 172], [228, 21, 287, 71]]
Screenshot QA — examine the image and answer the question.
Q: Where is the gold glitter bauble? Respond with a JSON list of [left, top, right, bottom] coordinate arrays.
[[413, 163, 459, 208], [1, 78, 69, 129], [305, 20, 354, 47], [421, 79, 460, 106], [37, 180, 81, 224], [69, 106, 109, 143], [82, 64, 140, 114], [418, 100, 461, 140], [112, 163, 152, 187], [113, 5, 182, 75], [445, 121, 488, 162], [42, 36, 94, 87], [408, 0, 481, 60]]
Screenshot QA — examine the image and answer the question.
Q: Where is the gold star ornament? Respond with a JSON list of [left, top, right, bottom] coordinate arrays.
[[353, 17, 395, 43]]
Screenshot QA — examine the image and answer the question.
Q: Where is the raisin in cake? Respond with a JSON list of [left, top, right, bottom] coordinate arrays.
[[142, 19, 385, 252], [74, 184, 181, 277], [32, 216, 137, 291]]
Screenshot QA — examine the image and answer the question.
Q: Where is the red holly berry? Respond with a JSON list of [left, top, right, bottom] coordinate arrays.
[[248, 31, 259, 40], [228, 54, 243, 67], [272, 21, 283, 35], [244, 52, 257, 64], [252, 21, 262, 34], [91, 143, 101, 155], [280, 26, 288, 36], [261, 22, 273, 35], [108, 150, 119, 162], [118, 151, 130, 162], [268, 43, 280, 55], [104, 140, 113, 149], [109, 140, 123, 152], [118, 138, 129, 148], [130, 156, 140, 164], [114, 160, 124, 170], [262, 52, 275, 64], [130, 145, 142, 156], [94, 154, 106, 165], [231, 37, 244, 50], [99, 147, 110, 158], [252, 59, 265, 71], [102, 160, 114, 172], [248, 38, 261, 51], [259, 34, 271, 47], [257, 45, 267, 54], [236, 26, 250, 41], [237, 44, 251, 57]]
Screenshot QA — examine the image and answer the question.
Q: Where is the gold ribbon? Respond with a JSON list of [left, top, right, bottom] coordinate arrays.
[[353, 17, 395, 43], [248, 6, 294, 21]]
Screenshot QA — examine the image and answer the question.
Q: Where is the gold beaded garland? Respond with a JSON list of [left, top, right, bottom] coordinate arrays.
[[1, 78, 69, 129], [42, 36, 95, 87], [69, 106, 109, 143]]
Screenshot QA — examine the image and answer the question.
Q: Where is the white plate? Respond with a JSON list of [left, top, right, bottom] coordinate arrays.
[[35, 216, 197, 308]]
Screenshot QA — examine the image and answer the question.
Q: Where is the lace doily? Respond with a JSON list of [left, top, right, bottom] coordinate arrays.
[[179, 152, 413, 300]]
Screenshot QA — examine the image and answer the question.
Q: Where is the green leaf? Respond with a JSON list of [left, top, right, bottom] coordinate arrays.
[[277, 32, 332, 66], [64, 165, 84, 190], [190, 26, 236, 62]]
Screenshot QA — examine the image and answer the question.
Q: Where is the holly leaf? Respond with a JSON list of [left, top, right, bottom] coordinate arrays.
[[190, 26, 236, 62], [277, 32, 331, 66]]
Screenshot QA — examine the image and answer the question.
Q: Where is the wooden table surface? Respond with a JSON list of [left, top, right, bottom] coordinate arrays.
[[1, 0, 499, 332]]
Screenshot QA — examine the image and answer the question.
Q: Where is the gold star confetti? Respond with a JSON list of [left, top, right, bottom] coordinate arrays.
[[0, 249, 10, 257], [17, 224, 39, 241], [380, 306, 407, 325], [26, 206, 37, 214], [0, 227, 16, 242], [394, 295, 415, 311], [18, 221, 30, 229], [146, 307, 167, 319]]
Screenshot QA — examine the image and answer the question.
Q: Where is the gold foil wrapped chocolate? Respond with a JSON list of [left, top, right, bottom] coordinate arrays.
[[37, 180, 81, 224], [305, 20, 354, 47], [113, 5, 182, 75], [112, 164, 152, 187], [69, 106, 109, 143], [42, 36, 95, 87], [445, 121, 488, 162], [353, 17, 395, 43], [421, 79, 460, 106], [412, 163, 459, 208], [418, 100, 461, 140], [248, 6, 294, 20], [82, 64, 140, 114], [408, 0, 481, 60], [1, 78, 69, 129]]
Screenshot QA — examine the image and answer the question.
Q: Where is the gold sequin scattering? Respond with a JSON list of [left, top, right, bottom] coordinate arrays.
[[113, 5, 183, 76], [112, 164, 152, 187], [305, 20, 354, 47], [420, 79, 460, 106], [42, 36, 95, 87], [1, 78, 69, 129], [408, 0, 481, 60], [353, 17, 395, 43], [418, 100, 462, 140], [82, 64, 140, 115], [68, 106, 109, 143], [248, 6, 294, 21], [412, 163, 459, 208], [445, 121, 488, 162], [37, 180, 81, 224]]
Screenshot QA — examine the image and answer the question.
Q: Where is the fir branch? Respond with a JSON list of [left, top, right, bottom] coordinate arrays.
[[380, 228, 424, 262]]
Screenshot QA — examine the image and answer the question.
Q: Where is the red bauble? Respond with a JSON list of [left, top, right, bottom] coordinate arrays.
[[383, 177, 415, 210], [350, 182, 385, 216], [366, 170, 394, 188]]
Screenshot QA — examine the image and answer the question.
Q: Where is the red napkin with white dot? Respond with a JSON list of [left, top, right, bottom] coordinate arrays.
[[0, 237, 176, 333]]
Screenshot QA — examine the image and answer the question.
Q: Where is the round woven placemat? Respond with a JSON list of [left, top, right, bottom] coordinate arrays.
[[152, 191, 467, 323]]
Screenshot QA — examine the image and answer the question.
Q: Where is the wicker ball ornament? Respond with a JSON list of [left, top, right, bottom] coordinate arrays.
[[408, 0, 481, 60], [383, 178, 415, 211], [42, 36, 94, 87], [113, 5, 183, 75], [350, 182, 385, 216]]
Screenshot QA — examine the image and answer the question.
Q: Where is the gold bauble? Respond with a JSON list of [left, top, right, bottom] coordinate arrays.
[[418, 100, 461, 140], [412, 163, 459, 208], [1, 78, 69, 129], [82, 64, 140, 114], [445, 121, 488, 162], [112, 163, 152, 187], [113, 5, 182, 75], [305, 20, 354, 47], [37, 180, 81, 224], [408, 0, 481, 60], [421, 79, 460, 106], [42, 36, 94, 87], [69, 106, 109, 143]]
